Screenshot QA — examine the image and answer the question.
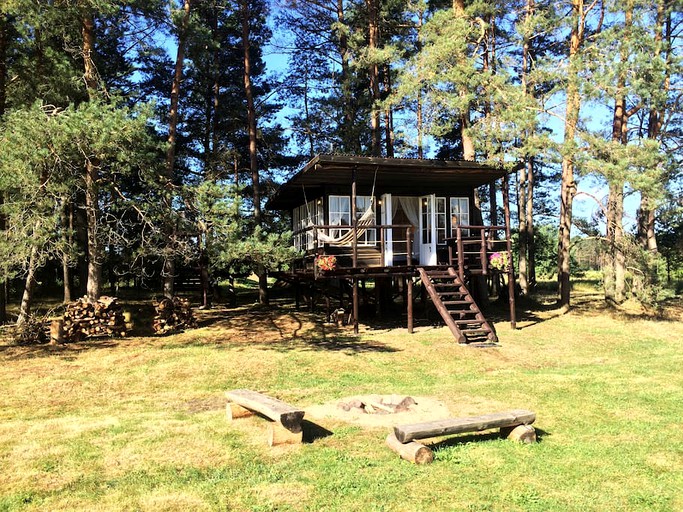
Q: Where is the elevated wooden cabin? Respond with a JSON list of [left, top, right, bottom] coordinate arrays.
[[268, 154, 516, 344]]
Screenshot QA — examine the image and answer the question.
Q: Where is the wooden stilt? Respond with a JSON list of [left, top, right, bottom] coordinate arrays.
[[407, 276, 414, 334], [353, 277, 359, 334], [502, 173, 517, 329]]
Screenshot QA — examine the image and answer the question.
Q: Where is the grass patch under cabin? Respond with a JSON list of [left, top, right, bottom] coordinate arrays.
[[0, 279, 682, 511]]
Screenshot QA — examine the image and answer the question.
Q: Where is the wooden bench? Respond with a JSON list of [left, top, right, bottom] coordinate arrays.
[[387, 409, 536, 464], [225, 389, 305, 446]]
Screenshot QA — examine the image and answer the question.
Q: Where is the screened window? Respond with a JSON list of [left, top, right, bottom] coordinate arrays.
[[436, 197, 447, 244], [450, 197, 470, 237], [328, 195, 376, 245], [293, 199, 322, 250]]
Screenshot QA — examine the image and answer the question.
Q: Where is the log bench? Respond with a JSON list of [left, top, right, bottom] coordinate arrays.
[[225, 389, 305, 446], [387, 409, 536, 464]]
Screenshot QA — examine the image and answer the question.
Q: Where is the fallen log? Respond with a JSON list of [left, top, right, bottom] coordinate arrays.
[[385, 433, 434, 464]]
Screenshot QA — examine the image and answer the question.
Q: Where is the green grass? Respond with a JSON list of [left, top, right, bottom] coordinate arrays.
[[0, 283, 682, 511]]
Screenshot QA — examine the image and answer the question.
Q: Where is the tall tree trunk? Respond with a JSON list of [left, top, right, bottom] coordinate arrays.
[[163, 0, 191, 299], [558, 0, 586, 310], [336, 0, 357, 153], [383, 64, 394, 157], [415, 9, 425, 159], [0, 15, 7, 323], [452, 0, 475, 160], [61, 200, 73, 303], [367, 0, 381, 156], [517, 0, 535, 295], [526, 158, 536, 290], [241, 0, 268, 305], [638, 0, 668, 253], [605, 4, 632, 305], [0, 14, 6, 117], [17, 233, 40, 327], [82, 13, 102, 302]]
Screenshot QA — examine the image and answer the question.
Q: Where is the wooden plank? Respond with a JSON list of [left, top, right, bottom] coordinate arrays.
[[394, 409, 536, 443], [226, 389, 305, 432]]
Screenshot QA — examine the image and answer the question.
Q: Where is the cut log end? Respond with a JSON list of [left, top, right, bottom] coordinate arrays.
[[386, 433, 434, 464], [501, 424, 537, 444], [269, 422, 303, 446]]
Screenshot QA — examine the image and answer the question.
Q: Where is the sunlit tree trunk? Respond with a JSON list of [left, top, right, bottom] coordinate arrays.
[[452, 0, 475, 160], [0, 14, 7, 322], [82, 12, 102, 301], [558, 0, 587, 310], [639, 0, 668, 253], [240, 0, 268, 305], [164, 0, 191, 299], [367, 0, 381, 156]]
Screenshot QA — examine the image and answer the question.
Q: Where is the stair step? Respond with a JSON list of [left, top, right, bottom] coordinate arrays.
[[448, 310, 478, 317], [441, 300, 473, 305], [461, 328, 490, 334], [453, 319, 483, 325]]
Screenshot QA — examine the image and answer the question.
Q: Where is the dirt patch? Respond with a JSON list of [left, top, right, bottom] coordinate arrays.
[[306, 394, 451, 429]]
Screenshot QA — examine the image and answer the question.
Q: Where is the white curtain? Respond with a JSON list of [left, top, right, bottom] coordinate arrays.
[[396, 196, 420, 255]]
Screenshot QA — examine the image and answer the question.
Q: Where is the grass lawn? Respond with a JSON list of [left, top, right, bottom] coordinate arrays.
[[1, 280, 682, 511]]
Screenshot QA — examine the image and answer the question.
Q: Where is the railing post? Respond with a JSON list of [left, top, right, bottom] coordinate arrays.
[[456, 226, 465, 282], [406, 227, 413, 266], [480, 227, 488, 275], [380, 225, 385, 267]]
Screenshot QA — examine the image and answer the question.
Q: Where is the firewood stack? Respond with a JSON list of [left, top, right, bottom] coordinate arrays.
[[63, 296, 127, 341], [152, 296, 197, 334]]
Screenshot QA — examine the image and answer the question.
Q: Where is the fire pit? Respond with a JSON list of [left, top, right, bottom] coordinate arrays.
[[337, 396, 417, 414], [306, 394, 452, 428]]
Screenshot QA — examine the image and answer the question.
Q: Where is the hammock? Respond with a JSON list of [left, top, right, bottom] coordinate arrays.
[[316, 205, 376, 246], [303, 165, 379, 247]]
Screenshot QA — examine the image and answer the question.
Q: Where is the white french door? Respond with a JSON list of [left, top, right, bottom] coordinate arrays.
[[419, 195, 437, 265]]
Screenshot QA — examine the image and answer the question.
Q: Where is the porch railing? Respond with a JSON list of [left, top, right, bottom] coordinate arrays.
[[292, 224, 414, 271], [446, 225, 513, 282]]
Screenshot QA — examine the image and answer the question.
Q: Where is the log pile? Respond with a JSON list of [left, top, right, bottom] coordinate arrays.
[[63, 296, 126, 341], [153, 296, 197, 334]]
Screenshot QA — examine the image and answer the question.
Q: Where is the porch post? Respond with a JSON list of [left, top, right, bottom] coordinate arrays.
[[502, 172, 517, 329], [407, 275, 414, 334], [352, 166, 359, 334]]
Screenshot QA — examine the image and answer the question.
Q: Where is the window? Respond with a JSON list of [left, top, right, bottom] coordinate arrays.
[[293, 199, 322, 250], [436, 197, 447, 244], [450, 197, 470, 237], [328, 195, 376, 245]]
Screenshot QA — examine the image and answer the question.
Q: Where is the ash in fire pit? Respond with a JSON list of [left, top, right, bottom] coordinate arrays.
[[337, 396, 416, 414]]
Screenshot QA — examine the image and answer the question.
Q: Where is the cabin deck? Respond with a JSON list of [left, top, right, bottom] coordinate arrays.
[[278, 224, 516, 344]]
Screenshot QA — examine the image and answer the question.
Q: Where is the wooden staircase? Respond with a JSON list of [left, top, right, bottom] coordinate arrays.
[[417, 267, 498, 344]]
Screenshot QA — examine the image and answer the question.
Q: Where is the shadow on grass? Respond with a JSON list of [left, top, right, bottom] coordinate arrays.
[[429, 426, 550, 452], [302, 419, 334, 443]]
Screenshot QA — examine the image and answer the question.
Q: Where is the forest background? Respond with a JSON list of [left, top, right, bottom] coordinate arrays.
[[0, 0, 681, 327]]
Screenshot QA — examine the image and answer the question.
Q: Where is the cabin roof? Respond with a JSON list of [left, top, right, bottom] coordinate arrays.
[[267, 154, 508, 210]]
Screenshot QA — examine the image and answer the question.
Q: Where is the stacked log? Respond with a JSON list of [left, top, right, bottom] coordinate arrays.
[[153, 296, 197, 334], [63, 296, 126, 341]]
